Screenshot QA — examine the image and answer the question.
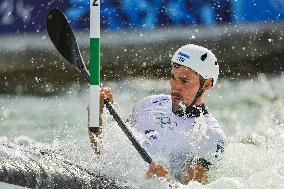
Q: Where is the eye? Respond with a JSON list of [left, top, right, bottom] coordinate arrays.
[[180, 78, 188, 84], [171, 74, 175, 80]]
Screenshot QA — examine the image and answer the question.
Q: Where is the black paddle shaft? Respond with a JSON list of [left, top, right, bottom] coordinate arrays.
[[47, 8, 152, 164], [105, 100, 152, 164]]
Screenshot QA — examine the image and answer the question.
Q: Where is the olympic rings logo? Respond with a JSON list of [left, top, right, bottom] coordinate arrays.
[[154, 112, 178, 130]]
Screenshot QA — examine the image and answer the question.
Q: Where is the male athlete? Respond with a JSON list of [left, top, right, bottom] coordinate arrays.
[[89, 44, 227, 184]]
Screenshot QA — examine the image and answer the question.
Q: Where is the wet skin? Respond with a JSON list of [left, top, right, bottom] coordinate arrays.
[[170, 65, 201, 111]]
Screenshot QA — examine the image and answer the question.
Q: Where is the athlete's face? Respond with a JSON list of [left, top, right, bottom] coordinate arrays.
[[170, 64, 200, 110]]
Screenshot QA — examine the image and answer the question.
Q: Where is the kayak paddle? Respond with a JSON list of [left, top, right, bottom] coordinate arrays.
[[46, 8, 152, 164]]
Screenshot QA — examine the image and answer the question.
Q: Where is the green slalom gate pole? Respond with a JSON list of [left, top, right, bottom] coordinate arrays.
[[90, 0, 100, 131], [89, 1, 152, 164]]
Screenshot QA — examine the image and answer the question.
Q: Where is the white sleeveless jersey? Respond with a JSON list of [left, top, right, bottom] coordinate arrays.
[[130, 94, 227, 166]]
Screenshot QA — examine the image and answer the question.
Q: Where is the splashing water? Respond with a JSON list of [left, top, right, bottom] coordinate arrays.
[[0, 75, 284, 188]]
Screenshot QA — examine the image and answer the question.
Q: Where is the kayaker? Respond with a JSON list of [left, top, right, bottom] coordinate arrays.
[[89, 44, 227, 184]]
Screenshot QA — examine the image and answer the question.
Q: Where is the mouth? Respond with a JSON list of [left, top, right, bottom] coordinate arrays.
[[171, 96, 181, 101], [171, 93, 182, 102]]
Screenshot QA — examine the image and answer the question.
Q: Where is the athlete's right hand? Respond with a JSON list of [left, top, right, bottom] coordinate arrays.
[[100, 86, 113, 114], [145, 161, 171, 181]]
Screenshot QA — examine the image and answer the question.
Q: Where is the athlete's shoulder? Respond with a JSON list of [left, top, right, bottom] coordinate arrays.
[[203, 113, 221, 129], [130, 94, 171, 126], [141, 94, 171, 104], [197, 113, 227, 149], [133, 94, 171, 110], [206, 113, 227, 154], [192, 114, 228, 164]]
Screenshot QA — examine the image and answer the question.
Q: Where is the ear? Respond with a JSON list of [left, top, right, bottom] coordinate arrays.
[[202, 79, 213, 91]]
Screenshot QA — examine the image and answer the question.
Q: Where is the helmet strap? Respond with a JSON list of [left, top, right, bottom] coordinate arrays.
[[189, 76, 205, 107]]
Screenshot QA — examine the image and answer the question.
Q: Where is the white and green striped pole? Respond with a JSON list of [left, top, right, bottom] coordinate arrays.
[[90, 0, 100, 131], [88, 1, 152, 163]]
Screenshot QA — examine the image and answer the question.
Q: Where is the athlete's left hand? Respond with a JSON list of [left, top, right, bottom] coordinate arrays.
[[145, 161, 171, 181]]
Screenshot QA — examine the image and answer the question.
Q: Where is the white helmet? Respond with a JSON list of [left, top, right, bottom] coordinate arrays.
[[171, 44, 219, 86]]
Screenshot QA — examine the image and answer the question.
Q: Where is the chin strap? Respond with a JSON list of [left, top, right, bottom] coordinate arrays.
[[190, 75, 205, 107]]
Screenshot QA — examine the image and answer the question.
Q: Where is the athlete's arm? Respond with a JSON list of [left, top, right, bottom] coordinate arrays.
[[88, 86, 113, 154], [181, 130, 227, 184]]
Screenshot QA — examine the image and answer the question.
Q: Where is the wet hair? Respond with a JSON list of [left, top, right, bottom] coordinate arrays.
[[171, 62, 182, 68]]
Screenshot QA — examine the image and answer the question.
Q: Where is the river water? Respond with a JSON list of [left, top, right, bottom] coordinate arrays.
[[0, 74, 284, 189]]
